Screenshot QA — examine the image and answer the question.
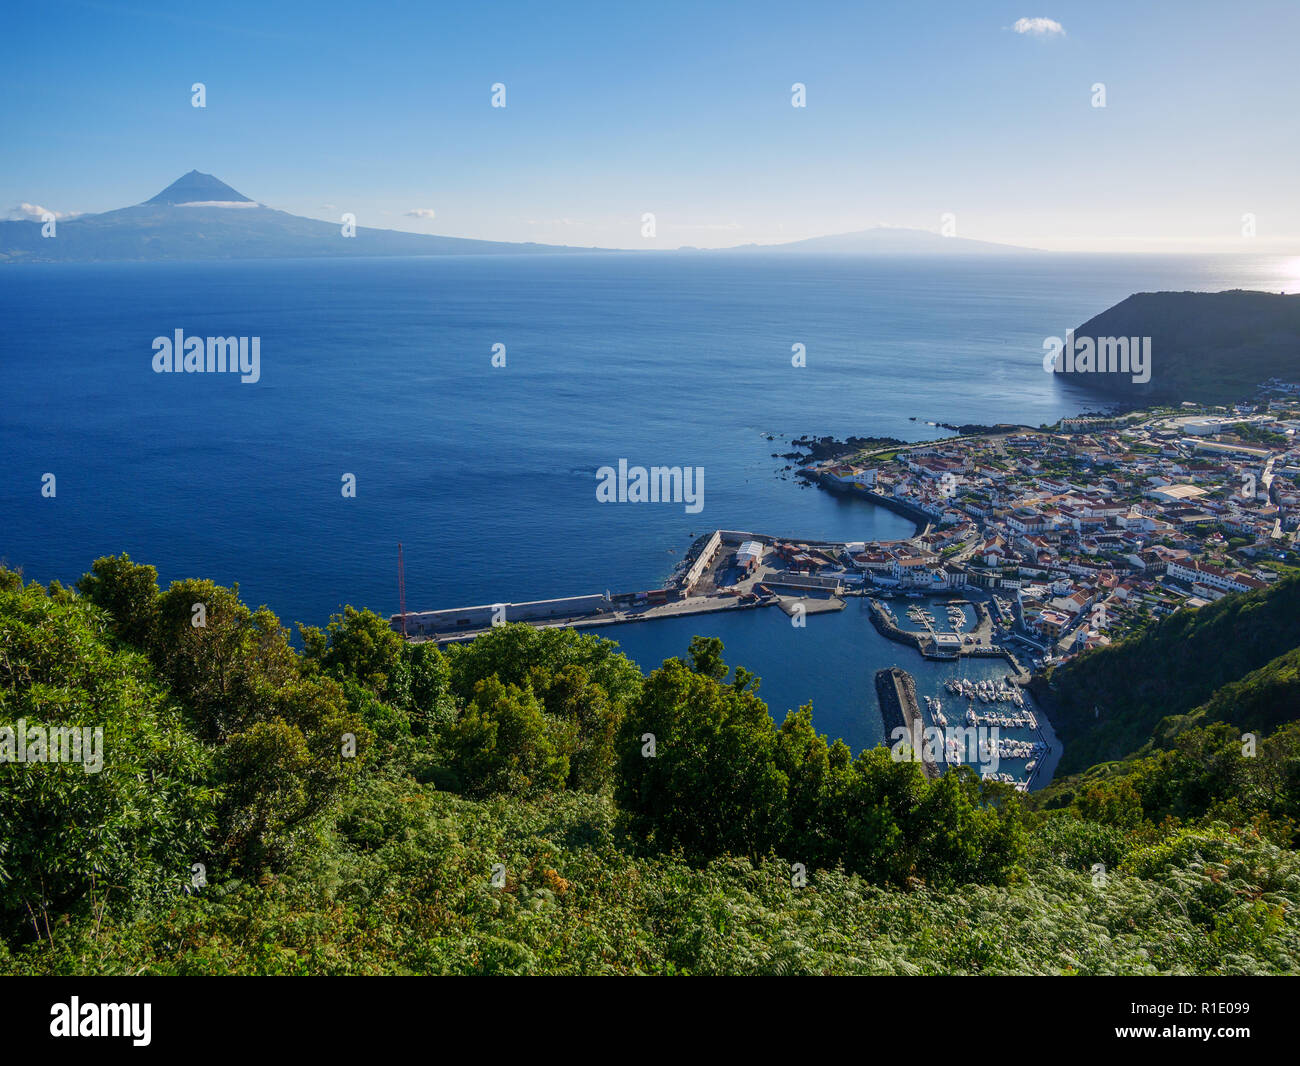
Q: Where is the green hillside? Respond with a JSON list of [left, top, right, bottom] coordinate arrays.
[[1035, 639, 1300, 825], [2, 555, 1299, 975], [1150, 646, 1300, 749], [1060, 290, 1300, 405], [1033, 573, 1300, 774]]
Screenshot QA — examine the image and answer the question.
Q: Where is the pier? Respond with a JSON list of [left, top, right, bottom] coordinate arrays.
[[866, 596, 1028, 676], [393, 526, 1059, 789], [393, 529, 846, 643], [393, 528, 1029, 681], [874, 667, 940, 780]]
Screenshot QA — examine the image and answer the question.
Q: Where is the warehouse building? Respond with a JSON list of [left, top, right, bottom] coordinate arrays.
[[735, 540, 764, 573]]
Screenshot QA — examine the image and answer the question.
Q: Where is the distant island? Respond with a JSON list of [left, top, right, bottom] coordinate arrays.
[[715, 227, 1037, 256], [3, 170, 1035, 263], [1057, 290, 1300, 406], [0, 172, 602, 262]]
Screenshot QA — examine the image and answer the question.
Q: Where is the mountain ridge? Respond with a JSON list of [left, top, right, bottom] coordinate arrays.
[[0, 172, 610, 261], [715, 226, 1038, 255], [3, 172, 1037, 262]]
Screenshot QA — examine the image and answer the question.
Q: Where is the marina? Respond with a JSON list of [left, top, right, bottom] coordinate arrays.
[[393, 527, 1061, 791], [918, 682, 1052, 791]]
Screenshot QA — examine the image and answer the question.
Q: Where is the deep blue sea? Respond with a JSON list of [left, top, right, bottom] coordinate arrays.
[[4, 252, 1296, 757]]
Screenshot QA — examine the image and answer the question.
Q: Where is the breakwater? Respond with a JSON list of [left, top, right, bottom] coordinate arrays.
[[399, 527, 831, 644], [874, 667, 939, 780], [869, 599, 927, 652]]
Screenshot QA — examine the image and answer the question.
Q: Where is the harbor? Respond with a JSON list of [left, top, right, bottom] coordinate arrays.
[[871, 594, 1053, 789], [391, 529, 851, 643], [392, 528, 1062, 790], [922, 680, 1053, 789]]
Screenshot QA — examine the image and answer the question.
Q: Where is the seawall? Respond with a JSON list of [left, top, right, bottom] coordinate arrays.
[[803, 473, 933, 536], [874, 666, 940, 781]]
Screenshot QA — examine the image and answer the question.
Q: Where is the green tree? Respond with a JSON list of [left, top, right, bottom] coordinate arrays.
[[774, 706, 834, 864], [148, 578, 370, 871], [444, 678, 567, 797], [445, 623, 641, 714], [616, 655, 788, 858], [1073, 776, 1144, 829], [75, 553, 160, 649], [300, 606, 410, 707], [216, 674, 368, 870], [406, 641, 456, 735], [911, 769, 1025, 886], [532, 663, 619, 793], [820, 746, 921, 883], [686, 635, 727, 681], [149, 579, 297, 743], [0, 570, 214, 943]]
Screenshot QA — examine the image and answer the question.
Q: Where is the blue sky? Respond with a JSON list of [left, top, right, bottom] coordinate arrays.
[[3, 0, 1298, 250]]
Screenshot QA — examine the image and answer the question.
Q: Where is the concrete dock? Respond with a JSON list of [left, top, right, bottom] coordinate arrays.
[[394, 528, 848, 644], [416, 590, 781, 645], [874, 667, 940, 780]]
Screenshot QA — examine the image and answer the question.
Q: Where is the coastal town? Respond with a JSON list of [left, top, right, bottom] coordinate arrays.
[[397, 386, 1300, 668], [800, 383, 1300, 664], [389, 386, 1300, 793]]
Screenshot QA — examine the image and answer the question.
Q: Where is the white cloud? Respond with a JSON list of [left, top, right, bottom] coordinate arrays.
[[406, 208, 436, 219], [6, 202, 79, 221], [1013, 17, 1065, 37]]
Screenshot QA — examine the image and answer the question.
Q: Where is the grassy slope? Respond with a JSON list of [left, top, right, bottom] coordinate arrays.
[[5, 564, 1300, 975], [6, 784, 1299, 976], [1035, 573, 1300, 774]]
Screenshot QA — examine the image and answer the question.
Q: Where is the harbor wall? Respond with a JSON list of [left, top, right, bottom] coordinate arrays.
[[868, 600, 927, 652], [395, 593, 611, 636], [681, 530, 722, 591], [874, 667, 939, 781], [811, 476, 933, 535]]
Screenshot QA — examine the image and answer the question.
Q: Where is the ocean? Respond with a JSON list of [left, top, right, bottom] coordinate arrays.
[[4, 251, 1296, 758]]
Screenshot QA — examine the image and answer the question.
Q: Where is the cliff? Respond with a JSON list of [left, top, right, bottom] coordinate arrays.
[[1056, 289, 1300, 405]]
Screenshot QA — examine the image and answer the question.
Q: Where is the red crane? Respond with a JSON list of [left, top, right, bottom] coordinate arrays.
[[397, 542, 408, 637]]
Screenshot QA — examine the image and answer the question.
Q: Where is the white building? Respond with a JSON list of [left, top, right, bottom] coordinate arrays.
[[1165, 560, 1264, 595]]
